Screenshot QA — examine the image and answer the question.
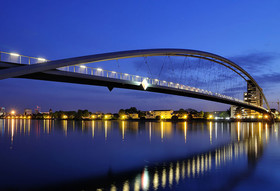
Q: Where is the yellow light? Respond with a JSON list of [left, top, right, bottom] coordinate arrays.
[[37, 57, 46, 62], [11, 110, 16, 115], [184, 115, 187, 119], [7, 116, 10, 119], [122, 115, 125, 119], [91, 115, 95, 119], [161, 115, 164, 119], [258, 115, 262, 119], [251, 115, 255, 119], [209, 115, 213, 119], [264, 115, 268, 119], [10, 53, 20, 57], [28, 116, 31, 119], [237, 115, 241, 119], [62, 115, 68, 119]]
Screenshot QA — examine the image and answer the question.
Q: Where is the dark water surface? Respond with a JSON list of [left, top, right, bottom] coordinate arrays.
[[0, 119, 279, 190]]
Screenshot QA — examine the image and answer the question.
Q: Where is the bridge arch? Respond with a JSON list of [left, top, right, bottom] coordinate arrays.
[[0, 48, 270, 110]]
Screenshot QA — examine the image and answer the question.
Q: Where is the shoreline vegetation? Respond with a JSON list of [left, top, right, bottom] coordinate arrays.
[[0, 107, 276, 122]]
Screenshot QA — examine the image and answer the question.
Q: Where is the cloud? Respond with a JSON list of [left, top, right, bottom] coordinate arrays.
[[255, 72, 280, 86], [229, 52, 279, 73]]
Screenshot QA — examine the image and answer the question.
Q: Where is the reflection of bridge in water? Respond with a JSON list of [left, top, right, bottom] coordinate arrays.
[[67, 132, 265, 191]]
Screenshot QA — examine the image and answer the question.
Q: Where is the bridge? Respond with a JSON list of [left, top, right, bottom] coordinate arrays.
[[0, 49, 270, 114]]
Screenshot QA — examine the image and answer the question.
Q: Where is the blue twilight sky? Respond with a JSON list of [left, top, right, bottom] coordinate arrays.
[[0, 0, 280, 113]]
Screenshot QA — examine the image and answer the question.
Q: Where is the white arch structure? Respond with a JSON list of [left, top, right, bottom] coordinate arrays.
[[0, 49, 270, 111]]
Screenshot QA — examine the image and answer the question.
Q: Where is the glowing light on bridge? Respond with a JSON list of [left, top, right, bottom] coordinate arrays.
[[37, 58, 46, 62], [142, 78, 149, 90], [97, 68, 102, 71], [10, 53, 19, 57], [80, 65, 86, 68]]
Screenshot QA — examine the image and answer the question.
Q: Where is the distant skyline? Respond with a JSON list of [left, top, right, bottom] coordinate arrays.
[[1, 0, 280, 113]]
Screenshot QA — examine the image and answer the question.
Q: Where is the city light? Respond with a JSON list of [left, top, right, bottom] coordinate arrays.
[[11, 110, 16, 115], [208, 115, 213, 119], [264, 115, 268, 119], [237, 115, 241, 119], [10, 53, 19, 57], [112, 71, 116, 73], [80, 65, 86, 68], [62, 115, 68, 119], [97, 68, 102, 71], [183, 115, 187, 119]]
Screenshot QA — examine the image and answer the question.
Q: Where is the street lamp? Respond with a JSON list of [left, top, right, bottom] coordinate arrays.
[[10, 53, 19, 57]]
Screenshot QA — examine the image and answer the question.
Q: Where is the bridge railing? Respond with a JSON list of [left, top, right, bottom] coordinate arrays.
[[58, 65, 251, 105], [0, 51, 48, 65], [0, 50, 265, 110]]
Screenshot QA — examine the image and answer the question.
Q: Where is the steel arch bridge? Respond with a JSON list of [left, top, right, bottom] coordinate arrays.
[[0, 49, 270, 113]]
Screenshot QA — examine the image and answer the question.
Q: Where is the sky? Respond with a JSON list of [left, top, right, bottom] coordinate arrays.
[[0, 0, 280, 113]]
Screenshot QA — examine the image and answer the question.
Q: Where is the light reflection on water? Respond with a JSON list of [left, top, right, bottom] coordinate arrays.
[[0, 119, 279, 190]]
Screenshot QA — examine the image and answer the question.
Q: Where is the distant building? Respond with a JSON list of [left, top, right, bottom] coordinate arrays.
[[120, 114, 129, 120], [91, 112, 103, 119], [104, 113, 113, 120], [210, 111, 230, 119], [243, 80, 263, 117], [129, 113, 139, 119], [0, 107, 5, 116], [24, 108, 32, 115], [148, 110, 174, 119], [34, 106, 41, 114], [230, 106, 245, 118]]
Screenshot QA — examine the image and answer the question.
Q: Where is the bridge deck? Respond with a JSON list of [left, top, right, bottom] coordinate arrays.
[[0, 61, 268, 113]]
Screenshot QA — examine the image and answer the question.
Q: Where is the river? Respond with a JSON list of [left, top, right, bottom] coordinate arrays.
[[0, 119, 279, 190]]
